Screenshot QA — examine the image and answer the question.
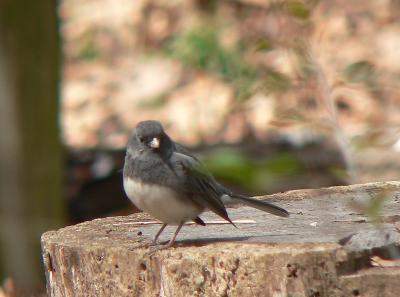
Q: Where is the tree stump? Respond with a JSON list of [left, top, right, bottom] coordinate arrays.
[[41, 181, 400, 297]]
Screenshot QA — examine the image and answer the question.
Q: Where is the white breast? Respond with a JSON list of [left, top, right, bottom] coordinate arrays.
[[123, 177, 203, 224]]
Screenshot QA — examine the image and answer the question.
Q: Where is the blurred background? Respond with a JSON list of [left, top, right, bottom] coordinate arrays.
[[1, 0, 400, 295]]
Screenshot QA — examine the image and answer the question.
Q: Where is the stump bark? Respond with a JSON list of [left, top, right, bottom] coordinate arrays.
[[41, 181, 400, 297]]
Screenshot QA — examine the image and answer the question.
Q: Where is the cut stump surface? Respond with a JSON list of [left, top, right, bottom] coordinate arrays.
[[42, 181, 400, 297]]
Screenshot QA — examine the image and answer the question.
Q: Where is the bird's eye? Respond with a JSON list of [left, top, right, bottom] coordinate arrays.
[[139, 136, 145, 143]]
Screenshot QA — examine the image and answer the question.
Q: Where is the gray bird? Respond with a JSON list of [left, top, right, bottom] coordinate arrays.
[[123, 120, 289, 249]]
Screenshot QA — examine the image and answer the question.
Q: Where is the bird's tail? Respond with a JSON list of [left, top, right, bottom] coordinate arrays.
[[228, 193, 290, 218]]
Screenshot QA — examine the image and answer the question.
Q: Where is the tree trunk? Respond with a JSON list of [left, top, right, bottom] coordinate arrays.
[[42, 182, 400, 297], [0, 0, 64, 290]]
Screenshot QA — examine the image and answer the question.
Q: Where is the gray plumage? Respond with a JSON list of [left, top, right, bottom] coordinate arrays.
[[123, 120, 289, 249]]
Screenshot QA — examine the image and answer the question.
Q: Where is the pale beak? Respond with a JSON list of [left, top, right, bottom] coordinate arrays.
[[149, 137, 160, 149]]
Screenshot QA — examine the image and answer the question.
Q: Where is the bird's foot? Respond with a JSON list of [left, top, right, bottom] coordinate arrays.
[[149, 238, 168, 246], [145, 222, 183, 256], [146, 241, 175, 256]]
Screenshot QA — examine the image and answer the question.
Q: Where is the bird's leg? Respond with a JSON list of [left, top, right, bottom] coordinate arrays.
[[147, 222, 184, 254], [163, 222, 184, 249], [152, 223, 167, 245]]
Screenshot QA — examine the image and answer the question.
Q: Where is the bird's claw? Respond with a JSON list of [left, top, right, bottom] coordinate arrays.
[[145, 242, 174, 256]]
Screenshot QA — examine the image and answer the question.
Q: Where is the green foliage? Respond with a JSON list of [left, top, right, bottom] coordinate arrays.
[[350, 191, 389, 226], [255, 38, 274, 52], [343, 60, 376, 86], [167, 25, 257, 99], [329, 166, 350, 181], [364, 192, 388, 225], [77, 33, 100, 61], [203, 149, 303, 192], [286, 1, 312, 20], [137, 93, 169, 109], [262, 68, 292, 93], [203, 149, 255, 189]]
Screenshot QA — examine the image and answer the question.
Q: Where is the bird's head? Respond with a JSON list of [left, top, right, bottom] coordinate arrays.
[[128, 120, 174, 157]]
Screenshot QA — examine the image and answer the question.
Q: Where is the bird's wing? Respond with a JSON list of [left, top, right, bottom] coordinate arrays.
[[174, 143, 200, 161], [169, 152, 235, 225]]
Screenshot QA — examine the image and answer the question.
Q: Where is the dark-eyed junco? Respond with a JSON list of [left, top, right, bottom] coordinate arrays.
[[123, 120, 289, 249]]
